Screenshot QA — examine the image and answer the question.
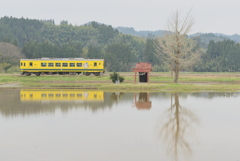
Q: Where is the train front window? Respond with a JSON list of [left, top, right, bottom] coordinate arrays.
[[48, 63, 54, 67], [21, 63, 22, 66], [94, 62, 97, 67], [70, 63, 75, 67], [77, 63, 82, 67], [62, 63, 68, 67], [41, 63, 46, 67], [24, 63, 25, 66], [55, 63, 61, 67]]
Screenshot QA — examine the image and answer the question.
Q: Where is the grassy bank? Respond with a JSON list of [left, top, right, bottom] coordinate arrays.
[[17, 82, 240, 92], [1, 72, 240, 92]]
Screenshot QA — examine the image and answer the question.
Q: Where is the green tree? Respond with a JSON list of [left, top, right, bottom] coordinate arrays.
[[87, 44, 102, 59], [104, 42, 135, 72]]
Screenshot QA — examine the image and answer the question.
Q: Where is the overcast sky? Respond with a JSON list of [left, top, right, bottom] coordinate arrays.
[[1, 0, 239, 35]]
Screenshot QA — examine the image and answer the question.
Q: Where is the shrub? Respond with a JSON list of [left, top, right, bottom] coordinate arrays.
[[0, 64, 4, 73], [7, 65, 20, 73], [109, 72, 124, 83]]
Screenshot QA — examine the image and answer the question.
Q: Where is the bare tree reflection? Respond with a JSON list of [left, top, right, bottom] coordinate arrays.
[[159, 93, 199, 161]]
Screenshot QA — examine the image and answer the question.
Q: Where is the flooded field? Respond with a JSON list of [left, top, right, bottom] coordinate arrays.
[[0, 89, 240, 161]]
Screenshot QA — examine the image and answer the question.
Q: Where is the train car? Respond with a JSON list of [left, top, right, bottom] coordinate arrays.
[[20, 89, 104, 102], [20, 58, 104, 76]]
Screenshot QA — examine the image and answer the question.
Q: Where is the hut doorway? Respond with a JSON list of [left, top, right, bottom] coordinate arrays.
[[139, 72, 148, 83]]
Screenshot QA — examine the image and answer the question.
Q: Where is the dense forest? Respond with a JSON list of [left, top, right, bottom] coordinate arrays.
[[0, 16, 240, 72]]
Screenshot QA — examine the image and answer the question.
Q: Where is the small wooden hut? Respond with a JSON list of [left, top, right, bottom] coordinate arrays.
[[132, 63, 152, 83]]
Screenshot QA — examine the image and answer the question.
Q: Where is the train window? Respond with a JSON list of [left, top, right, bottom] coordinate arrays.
[[99, 63, 101, 65], [55, 63, 61, 67], [70, 63, 75, 67], [55, 93, 61, 97], [24, 63, 25, 66], [70, 93, 75, 97], [48, 63, 54, 67], [77, 63, 82, 67], [48, 93, 54, 97], [62, 63, 68, 67], [41, 63, 46, 67], [94, 93, 97, 98], [21, 63, 23, 66], [30, 62, 33, 67], [41, 93, 47, 97], [77, 93, 82, 97], [94, 62, 97, 67], [63, 93, 68, 97]]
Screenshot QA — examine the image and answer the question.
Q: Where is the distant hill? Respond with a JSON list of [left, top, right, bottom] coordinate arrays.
[[214, 33, 240, 42], [190, 33, 240, 42], [116, 26, 240, 43], [189, 33, 229, 48], [116, 27, 168, 38]]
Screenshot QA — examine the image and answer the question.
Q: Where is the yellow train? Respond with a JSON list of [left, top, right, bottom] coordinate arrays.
[[20, 89, 104, 102], [20, 58, 104, 76]]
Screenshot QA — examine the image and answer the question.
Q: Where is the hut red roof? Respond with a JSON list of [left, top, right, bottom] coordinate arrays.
[[132, 62, 152, 72]]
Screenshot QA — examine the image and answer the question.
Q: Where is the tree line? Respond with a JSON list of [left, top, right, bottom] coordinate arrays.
[[1, 16, 240, 72]]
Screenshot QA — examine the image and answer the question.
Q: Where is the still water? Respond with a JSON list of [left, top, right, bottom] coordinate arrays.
[[0, 89, 240, 161]]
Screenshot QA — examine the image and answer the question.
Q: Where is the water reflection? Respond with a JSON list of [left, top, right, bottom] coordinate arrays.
[[109, 92, 125, 102], [20, 89, 104, 102], [0, 89, 131, 117], [134, 93, 151, 110], [159, 93, 199, 161]]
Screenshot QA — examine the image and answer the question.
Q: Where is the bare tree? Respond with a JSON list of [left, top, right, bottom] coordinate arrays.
[[158, 93, 199, 161], [155, 10, 201, 83]]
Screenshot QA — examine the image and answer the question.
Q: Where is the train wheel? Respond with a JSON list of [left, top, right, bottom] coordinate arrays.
[[85, 72, 91, 76], [93, 72, 100, 76], [35, 73, 41, 76], [26, 73, 31, 76]]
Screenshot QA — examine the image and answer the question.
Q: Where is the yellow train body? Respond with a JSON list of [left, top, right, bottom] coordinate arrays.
[[20, 58, 104, 76], [20, 89, 104, 102]]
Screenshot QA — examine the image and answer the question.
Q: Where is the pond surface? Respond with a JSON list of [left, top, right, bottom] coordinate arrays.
[[0, 89, 240, 161]]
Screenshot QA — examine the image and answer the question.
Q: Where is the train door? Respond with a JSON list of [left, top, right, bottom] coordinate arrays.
[[94, 62, 97, 69], [89, 61, 93, 70], [29, 61, 33, 71]]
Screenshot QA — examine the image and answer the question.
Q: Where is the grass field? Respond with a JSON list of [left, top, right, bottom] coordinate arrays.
[[1, 72, 240, 92]]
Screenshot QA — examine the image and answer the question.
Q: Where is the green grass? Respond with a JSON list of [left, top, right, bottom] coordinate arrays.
[[18, 82, 240, 92], [1, 75, 240, 83], [1, 73, 240, 92]]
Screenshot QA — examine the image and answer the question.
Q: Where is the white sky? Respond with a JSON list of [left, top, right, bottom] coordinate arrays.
[[1, 0, 239, 35]]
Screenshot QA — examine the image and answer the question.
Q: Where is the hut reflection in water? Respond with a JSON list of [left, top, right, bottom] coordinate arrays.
[[134, 93, 152, 110]]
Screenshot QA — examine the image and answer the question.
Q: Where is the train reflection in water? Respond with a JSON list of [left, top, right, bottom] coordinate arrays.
[[20, 89, 104, 102]]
